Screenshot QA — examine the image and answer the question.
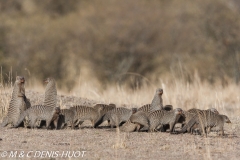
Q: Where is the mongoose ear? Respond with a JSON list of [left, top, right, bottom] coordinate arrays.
[[226, 118, 231, 123]]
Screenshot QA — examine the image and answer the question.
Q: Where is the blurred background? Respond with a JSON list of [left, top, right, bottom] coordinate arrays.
[[0, 0, 240, 91]]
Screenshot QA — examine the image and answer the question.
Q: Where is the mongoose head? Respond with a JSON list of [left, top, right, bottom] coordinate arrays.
[[222, 115, 231, 123], [44, 77, 55, 83], [96, 105, 104, 112], [174, 108, 183, 115], [163, 105, 173, 111], [109, 103, 116, 108], [132, 108, 138, 114], [16, 76, 25, 84], [55, 107, 61, 114], [156, 88, 163, 95], [208, 108, 219, 114]]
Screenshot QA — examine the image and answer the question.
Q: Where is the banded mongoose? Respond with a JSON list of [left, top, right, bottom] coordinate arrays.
[[14, 106, 60, 129], [149, 88, 163, 112], [180, 108, 220, 134], [102, 107, 137, 128], [119, 120, 140, 132], [138, 104, 172, 113], [180, 110, 231, 137], [181, 108, 219, 133], [14, 78, 59, 129], [129, 111, 149, 131], [35, 77, 57, 127], [72, 105, 104, 128], [43, 77, 57, 108], [148, 108, 183, 132], [138, 88, 163, 113], [58, 107, 76, 129], [93, 103, 116, 128], [1, 76, 30, 127]]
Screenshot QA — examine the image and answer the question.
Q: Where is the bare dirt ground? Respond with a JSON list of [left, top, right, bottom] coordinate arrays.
[[0, 91, 239, 160]]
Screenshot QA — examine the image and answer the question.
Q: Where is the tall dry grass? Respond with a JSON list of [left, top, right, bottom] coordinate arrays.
[[1, 71, 239, 119]]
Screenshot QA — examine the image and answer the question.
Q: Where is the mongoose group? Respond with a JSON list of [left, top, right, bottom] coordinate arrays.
[[1, 76, 231, 137]]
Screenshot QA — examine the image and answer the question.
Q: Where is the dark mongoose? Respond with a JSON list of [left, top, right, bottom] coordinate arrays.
[[1, 76, 30, 127], [148, 108, 183, 132]]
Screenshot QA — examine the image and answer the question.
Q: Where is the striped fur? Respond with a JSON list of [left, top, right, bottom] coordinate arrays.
[[43, 77, 57, 108], [138, 104, 173, 113], [148, 108, 183, 132], [130, 111, 149, 131], [59, 107, 76, 129], [138, 104, 151, 113], [181, 108, 219, 134], [150, 88, 163, 112], [120, 120, 139, 132], [93, 103, 116, 128], [34, 77, 57, 128], [14, 105, 60, 129], [180, 110, 231, 136], [102, 107, 134, 128], [1, 76, 29, 127], [72, 105, 104, 128]]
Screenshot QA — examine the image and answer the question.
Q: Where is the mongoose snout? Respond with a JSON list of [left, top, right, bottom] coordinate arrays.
[[157, 88, 163, 95], [175, 108, 183, 115], [20, 77, 25, 83]]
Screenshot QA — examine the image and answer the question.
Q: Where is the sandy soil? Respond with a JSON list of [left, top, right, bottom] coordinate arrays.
[[0, 91, 239, 160]]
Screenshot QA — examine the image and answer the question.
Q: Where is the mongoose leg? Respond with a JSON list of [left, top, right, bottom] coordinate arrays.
[[219, 127, 224, 136], [91, 120, 95, 128], [30, 119, 37, 129], [136, 124, 141, 132], [207, 127, 211, 134], [107, 120, 111, 126], [53, 119, 58, 130], [46, 120, 51, 129]]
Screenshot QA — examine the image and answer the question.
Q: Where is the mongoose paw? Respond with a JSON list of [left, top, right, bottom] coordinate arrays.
[[170, 131, 179, 134]]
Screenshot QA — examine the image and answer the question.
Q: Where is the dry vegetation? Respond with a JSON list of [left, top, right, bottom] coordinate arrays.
[[0, 0, 240, 91], [0, 75, 240, 159], [0, 0, 240, 159]]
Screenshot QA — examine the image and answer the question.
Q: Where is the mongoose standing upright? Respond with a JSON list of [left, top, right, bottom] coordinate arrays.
[[150, 88, 163, 112], [14, 77, 59, 129], [138, 88, 164, 113], [1, 76, 30, 127]]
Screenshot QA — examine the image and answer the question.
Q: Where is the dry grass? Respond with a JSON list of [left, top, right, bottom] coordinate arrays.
[[0, 77, 239, 159]]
